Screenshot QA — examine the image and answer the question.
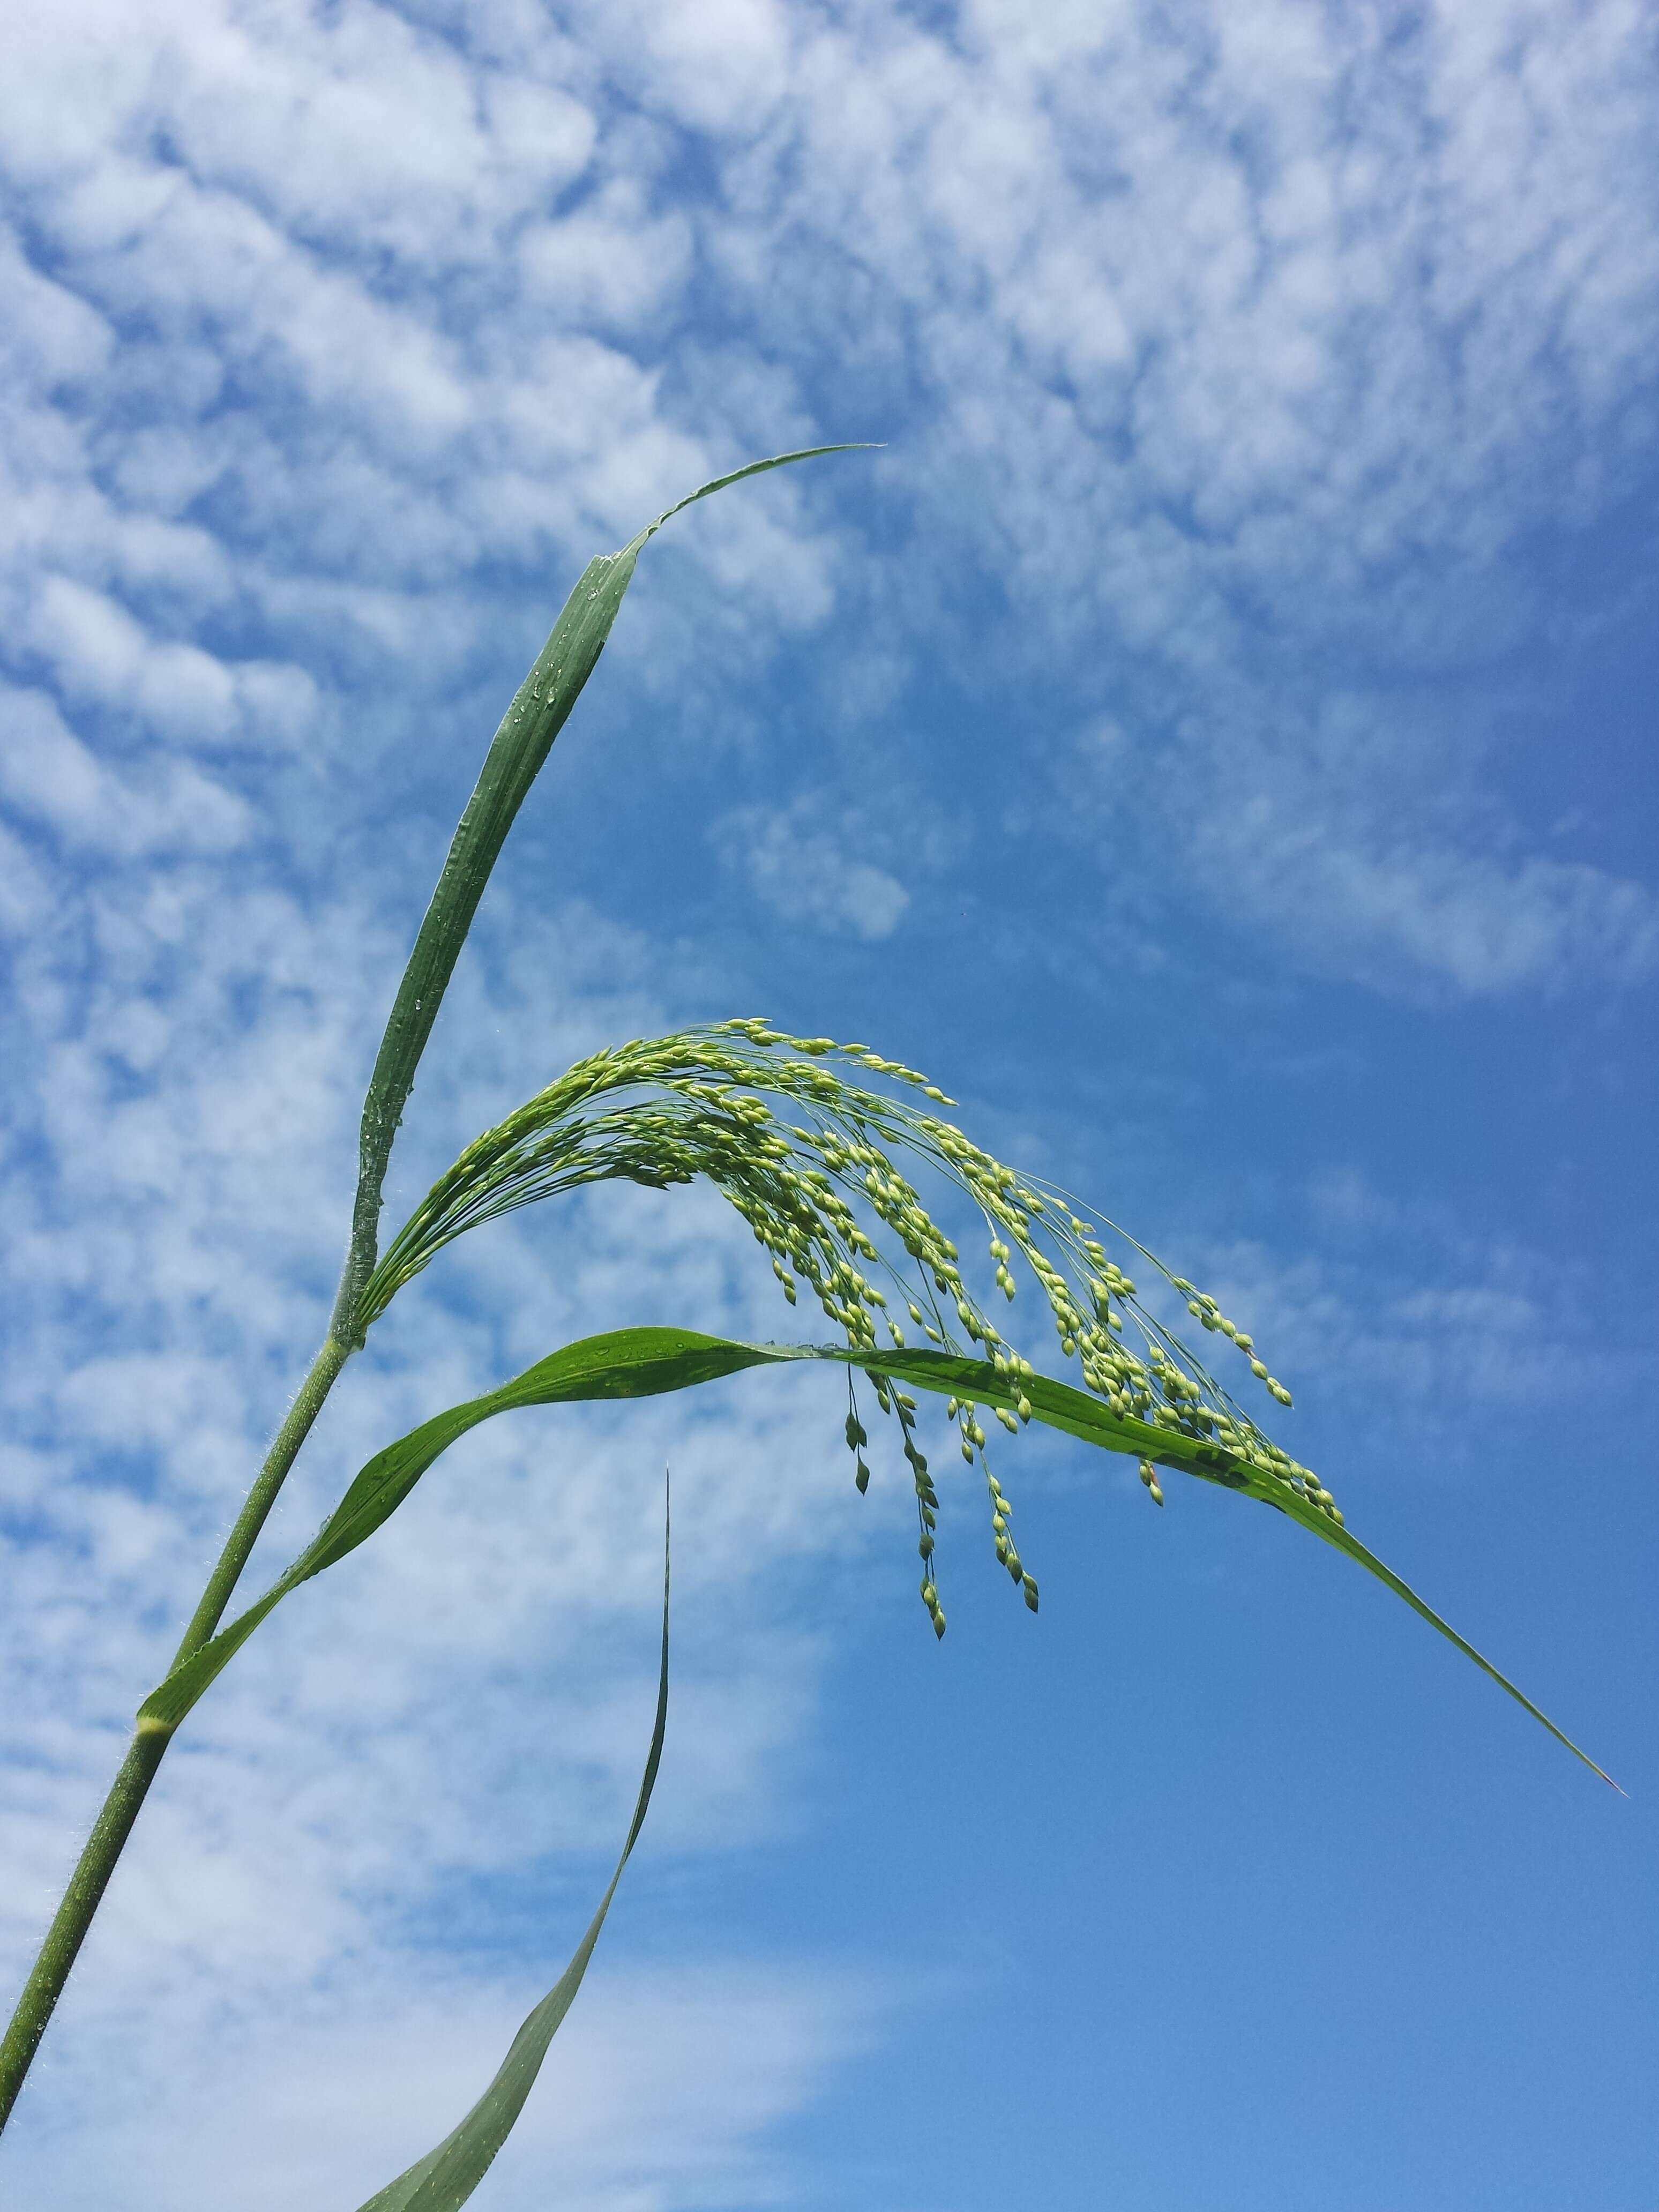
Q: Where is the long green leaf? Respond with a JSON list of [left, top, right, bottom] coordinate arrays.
[[136, 1332, 765, 1730], [354, 1494, 671, 2212], [137, 1329, 1610, 1784], [331, 444, 875, 1342]]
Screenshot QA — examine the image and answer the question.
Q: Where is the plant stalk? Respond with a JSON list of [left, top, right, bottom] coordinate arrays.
[[0, 449, 858, 2144], [0, 1334, 349, 2134]]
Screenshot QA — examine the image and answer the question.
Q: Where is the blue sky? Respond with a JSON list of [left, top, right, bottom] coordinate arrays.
[[1, 1, 1655, 2205]]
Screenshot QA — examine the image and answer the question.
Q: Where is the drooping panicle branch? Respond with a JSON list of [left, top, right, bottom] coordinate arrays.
[[360, 1020, 1329, 1626]]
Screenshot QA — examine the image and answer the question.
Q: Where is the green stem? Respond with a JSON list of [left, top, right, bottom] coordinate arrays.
[[168, 1336, 349, 1665], [0, 1335, 349, 2134], [0, 450, 861, 2144]]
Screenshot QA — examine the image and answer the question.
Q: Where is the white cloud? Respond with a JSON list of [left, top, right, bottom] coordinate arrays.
[[519, 182, 694, 337], [1149, 1199, 1638, 1492], [713, 795, 911, 940], [1178, 779, 1659, 998], [0, 685, 250, 855], [9, 1959, 883, 2212], [6, 0, 1653, 995], [671, 0, 1659, 987], [1068, 679, 1658, 995]]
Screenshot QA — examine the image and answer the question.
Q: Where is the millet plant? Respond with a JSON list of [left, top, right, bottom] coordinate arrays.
[[0, 450, 1611, 2207]]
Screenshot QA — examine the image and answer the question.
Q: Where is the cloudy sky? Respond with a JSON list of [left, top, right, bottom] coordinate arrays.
[[2, 1, 1656, 2204]]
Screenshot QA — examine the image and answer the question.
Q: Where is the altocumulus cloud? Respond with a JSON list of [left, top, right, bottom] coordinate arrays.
[[713, 795, 913, 940], [4, 0, 1656, 984], [2, 0, 1657, 2202]]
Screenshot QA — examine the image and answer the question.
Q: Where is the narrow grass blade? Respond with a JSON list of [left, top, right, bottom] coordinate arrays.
[[138, 1329, 1610, 1784], [847, 1347, 1617, 1785], [354, 1492, 671, 2212], [616, 445, 880, 565], [137, 1330, 767, 1730], [332, 448, 873, 1342]]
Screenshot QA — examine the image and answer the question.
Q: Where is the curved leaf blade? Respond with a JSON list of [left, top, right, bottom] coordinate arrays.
[[354, 1496, 671, 2212], [618, 443, 880, 564], [335, 442, 874, 1340], [137, 1330, 768, 1730], [138, 1328, 1611, 1785], [842, 1347, 1616, 1783]]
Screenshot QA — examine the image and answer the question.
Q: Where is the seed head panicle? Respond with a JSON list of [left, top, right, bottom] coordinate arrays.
[[367, 1021, 1330, 1632]]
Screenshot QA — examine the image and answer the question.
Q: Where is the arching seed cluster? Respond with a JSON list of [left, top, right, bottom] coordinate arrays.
[[365, 1022, 1332, 1633]]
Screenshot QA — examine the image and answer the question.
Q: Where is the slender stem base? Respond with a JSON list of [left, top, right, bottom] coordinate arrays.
[[0, 1732, 168, 2123], [0, 1334, 350, 2134]]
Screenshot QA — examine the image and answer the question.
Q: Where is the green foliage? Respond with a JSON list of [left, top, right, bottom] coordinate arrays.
[[354, 1504, 671, 2212], [352, 1016, 1333, 1639], [139, 1324, 1609, 1782], [332, 447, 872, 1345]]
